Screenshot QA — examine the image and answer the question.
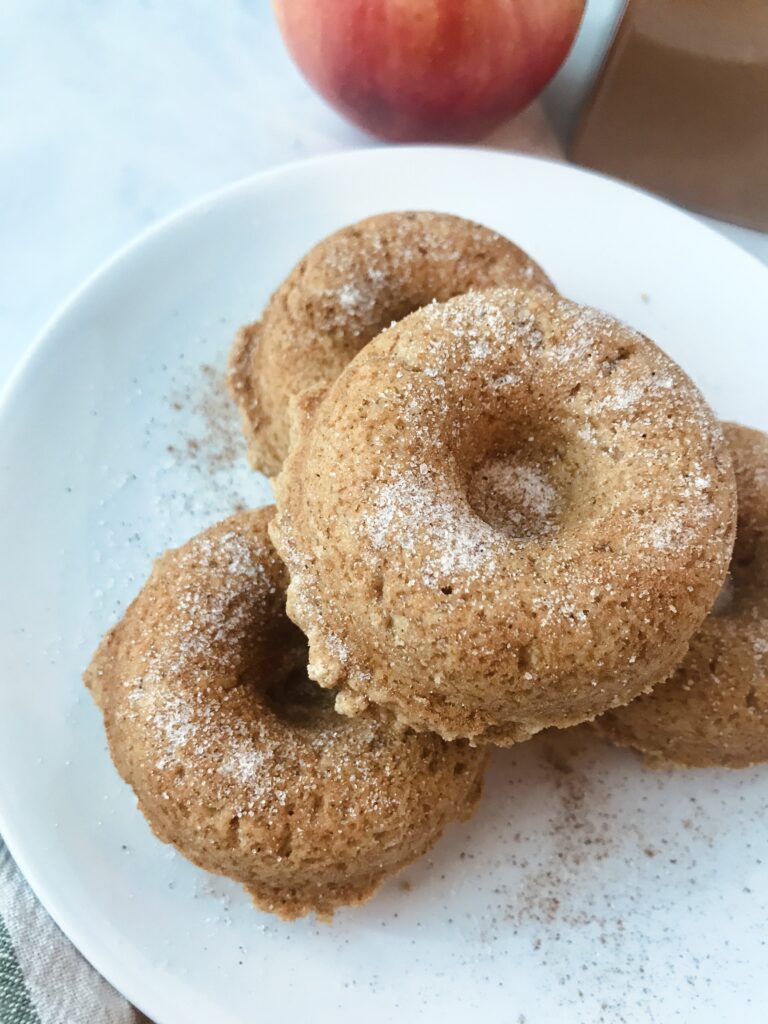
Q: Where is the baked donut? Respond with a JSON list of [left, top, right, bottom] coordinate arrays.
[[84, 508, 485, 920], [229, 211, 553, 475], [595, 423, 768, 768], [271, 288, 737, 746]]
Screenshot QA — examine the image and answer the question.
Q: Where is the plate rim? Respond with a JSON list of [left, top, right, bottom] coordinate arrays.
[[4, 142, 768, 418]]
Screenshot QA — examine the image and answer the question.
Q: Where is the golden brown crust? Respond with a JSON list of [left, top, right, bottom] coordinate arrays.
[[594, 423, 768, 769], [228, 211, 553, 475], [84, 508, 486, 920], [271, 288, 737, 746]]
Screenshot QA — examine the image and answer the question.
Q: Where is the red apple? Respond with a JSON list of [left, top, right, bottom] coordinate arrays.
[[274, 0, 585, 142]]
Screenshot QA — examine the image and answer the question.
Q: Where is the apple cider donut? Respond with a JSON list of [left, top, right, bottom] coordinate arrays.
[[271, 288, 737, 746], [229, 210, 553, 475], [84, 508, 485, 920], [595, 423, 768, 768]]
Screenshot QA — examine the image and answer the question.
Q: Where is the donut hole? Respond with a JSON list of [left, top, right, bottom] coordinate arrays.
[[333, 297, 423, 358], [264, 666, 336, 728], [467, 448, 565, 540], [456, 398, 596, 543]]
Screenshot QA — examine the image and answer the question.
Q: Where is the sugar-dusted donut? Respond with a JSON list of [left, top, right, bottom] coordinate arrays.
[[595, 423, 768, 768], [271, 288, 736, 746], [84, 508, 485, 920], [229, 211, 553, 475]]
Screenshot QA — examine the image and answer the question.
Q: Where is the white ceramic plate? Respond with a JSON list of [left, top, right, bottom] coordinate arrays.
[[1, 148, 767, 1024]]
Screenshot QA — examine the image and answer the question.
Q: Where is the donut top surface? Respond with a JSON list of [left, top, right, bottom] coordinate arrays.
[[229, 210, 553, 474], [87, 510, 415, 823], [595, 422, 768, 767], [264, 210, 552, 350], [86, 508, 484, 918], [272, 288, 737, 744]]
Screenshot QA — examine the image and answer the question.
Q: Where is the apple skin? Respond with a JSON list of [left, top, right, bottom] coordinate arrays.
[[274, 0, 585, 143]]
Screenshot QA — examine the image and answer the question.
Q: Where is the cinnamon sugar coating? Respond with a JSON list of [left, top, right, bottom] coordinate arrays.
[[229, 211, 553, 475], [595, 423, 768, 768], [271, 288, 736, 746], [84, 507, 485, 919]]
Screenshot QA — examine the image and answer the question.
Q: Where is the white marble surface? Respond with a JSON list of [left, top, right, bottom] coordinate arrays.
[[0, 0, 558, 389], [1, 0, 766, 389]]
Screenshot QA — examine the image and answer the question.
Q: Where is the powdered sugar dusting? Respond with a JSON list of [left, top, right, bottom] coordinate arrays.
[[336, 281, 365, 315], [104, 515, 472, 829], [368, 469, 503, 587], [153, 529, 271, 682], [272, 285, 736, 743], [115, 525, 287, 808], [594, 373, 674, 413], [309, 212, 547, 340], [468, 458, 559, 539]]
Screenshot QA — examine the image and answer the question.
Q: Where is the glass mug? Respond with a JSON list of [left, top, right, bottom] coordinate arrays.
[[569, 0, 768, 230]]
